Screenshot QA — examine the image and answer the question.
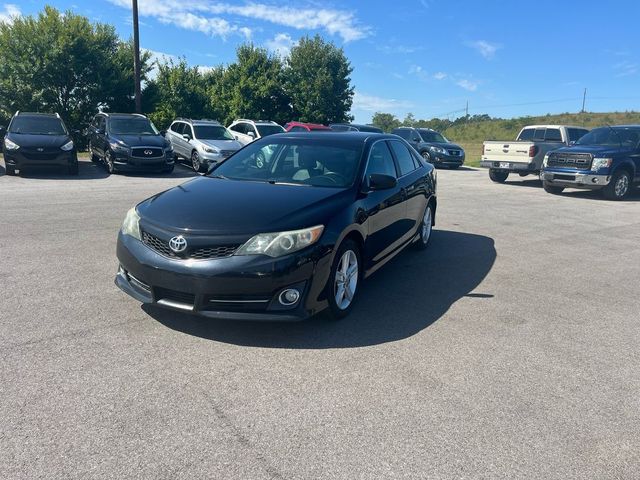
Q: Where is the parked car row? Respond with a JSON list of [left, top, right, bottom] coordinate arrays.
[[480, 123, 640, 200], [1, 111, 405, 176]]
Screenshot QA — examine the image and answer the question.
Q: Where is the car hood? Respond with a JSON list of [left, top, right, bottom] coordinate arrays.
[[137, 176, 354, 235], [6, 133, 70, 148], [200, 139, 243, 151], [110, 133, 166, 148], [552, 145, 630, 156], [428, 141, 463, 150]]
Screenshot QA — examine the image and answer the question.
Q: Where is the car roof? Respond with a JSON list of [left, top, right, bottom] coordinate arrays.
[[267, 131, 391, 145], [101, 113, 148, 119], [175, 118, 222, 125], [520, 125, 588, 129], [608, 124, 640, 128], [15, 112, 59, 118]]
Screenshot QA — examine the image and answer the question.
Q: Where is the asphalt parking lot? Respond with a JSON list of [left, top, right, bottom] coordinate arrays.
[[1, 160, 639, 479]]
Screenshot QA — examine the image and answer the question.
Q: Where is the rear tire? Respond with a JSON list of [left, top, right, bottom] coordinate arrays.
[[325, 239, 361, 320], [602, 169, 631, 201], [489, 169, 509, 183], [543, 183, 564, 195], [5, 165, 16, 176]]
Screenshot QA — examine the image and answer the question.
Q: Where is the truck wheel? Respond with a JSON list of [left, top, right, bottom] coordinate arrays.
[[603, 169, 631, 201], [489, 169, 509, 183], [543, 183, 564, 195]]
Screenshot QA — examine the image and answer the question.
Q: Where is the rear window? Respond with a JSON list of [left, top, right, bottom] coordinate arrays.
[[544, 128, 562, 142], [568, 128, 588, 143], [517, 128, 534, 141], [256, 124, 285, 137], [9, 116, 66, 135], [393, 129, 411, 140], [533, 128, 546, 141]]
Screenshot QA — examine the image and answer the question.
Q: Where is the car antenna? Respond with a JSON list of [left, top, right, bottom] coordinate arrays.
[[605, 124, 622, 148]]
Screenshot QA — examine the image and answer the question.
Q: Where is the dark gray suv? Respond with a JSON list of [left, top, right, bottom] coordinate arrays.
[[392, 127, 465, 169]]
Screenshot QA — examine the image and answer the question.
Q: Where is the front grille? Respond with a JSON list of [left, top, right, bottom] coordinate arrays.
[[131, 147, 164, 158], [141, 230, 239, 260], [547, 152, 592, 170], [155, 287, 195, 305], [204, 295, 270, 312], [447, 149, 462, 156], [21, 150, 60, 161], [220, 150, 236, 158]]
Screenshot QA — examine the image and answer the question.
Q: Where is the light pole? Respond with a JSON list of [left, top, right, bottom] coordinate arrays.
[[132, 0, 142, 113]]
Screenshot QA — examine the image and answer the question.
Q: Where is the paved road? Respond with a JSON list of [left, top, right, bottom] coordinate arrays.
[[1, 160, 639, 479]]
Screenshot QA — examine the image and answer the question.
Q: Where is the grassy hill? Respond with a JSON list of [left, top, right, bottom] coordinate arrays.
[[442, 111, 640, 167]]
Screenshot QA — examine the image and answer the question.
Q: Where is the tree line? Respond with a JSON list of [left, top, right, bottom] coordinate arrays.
[[370, 112, 496, 133], [0, 6, 354, 139]]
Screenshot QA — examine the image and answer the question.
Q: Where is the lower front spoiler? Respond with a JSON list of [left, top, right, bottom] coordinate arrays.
[[113, 156, 174, 172], [115, 264, 313, 323], [541, 171, 610, 189]]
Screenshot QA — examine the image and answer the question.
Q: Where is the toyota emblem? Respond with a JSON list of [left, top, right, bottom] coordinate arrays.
[[144, 149, 153, 155], [169, 235, 187, 253]]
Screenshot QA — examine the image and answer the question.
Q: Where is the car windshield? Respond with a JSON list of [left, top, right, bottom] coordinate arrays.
[[576, 127, 640, 147], [419, 130, 447, 143], [211, 139, 363, 188], [256, 124, 285, 137], [110, 118, 158, 135], [9, 116, 66, 135], [194, 125, 235, 140]]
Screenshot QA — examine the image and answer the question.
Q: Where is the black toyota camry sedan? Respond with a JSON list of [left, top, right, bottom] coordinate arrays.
[[115, 132, 437, 321]]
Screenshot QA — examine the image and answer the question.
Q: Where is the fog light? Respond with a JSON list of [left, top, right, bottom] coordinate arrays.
[[279, 288, 300, 306], [592, 178, 598, 184]]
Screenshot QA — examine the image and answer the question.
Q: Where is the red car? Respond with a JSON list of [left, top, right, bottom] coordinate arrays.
[[284, 121, 332, 132]]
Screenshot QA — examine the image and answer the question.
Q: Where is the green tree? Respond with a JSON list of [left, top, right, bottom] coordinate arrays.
[[285, 35, 354, 124], [371, 112, 401, 132], [220, 44, 291, 126], [0, 6, 150, 132], [402, 113, 417, 127], [146, 58, 210, 129]]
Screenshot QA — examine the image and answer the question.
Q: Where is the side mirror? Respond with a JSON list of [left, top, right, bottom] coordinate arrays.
[[247, 131, 256, 139], [412, 136, 420, 143], [182, 134, 191, 141], [368, 173, 397, 191], [160, 130, 166, 136], [569, 140, 576, 146]]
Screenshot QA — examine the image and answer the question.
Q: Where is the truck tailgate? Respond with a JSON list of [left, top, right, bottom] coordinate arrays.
[[482, 141, 533, 163]]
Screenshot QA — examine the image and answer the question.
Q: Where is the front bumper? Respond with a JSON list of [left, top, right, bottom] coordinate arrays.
[[4, 150, 77, 169], [541, 169, 610, 189], [480, 160, 537, 172], [431, 153, 464, 167], [115, 232, 332, 321], [112, 150, 174, 171]]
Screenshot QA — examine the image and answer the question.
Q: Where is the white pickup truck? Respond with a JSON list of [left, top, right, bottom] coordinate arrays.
[[480, 125, 589, 183]]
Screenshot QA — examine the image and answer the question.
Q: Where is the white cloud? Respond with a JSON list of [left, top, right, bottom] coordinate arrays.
[[265, 33, 295, 58], [613, 61, 638, 77], [433, 71, 447, 80], [352, 92, 413, 112], [456, 79, 478, 91], [467, 40, 501, 59], [378, 44, 422, 55], [108, 0, 369, 42], [0, 3, 20, 24]]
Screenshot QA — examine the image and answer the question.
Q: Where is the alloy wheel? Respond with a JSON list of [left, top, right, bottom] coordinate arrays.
[[192, 151, 201, 172], [422, 206, 432, 244], [334, 249, 358, 310], [615, 174, 629, 198]]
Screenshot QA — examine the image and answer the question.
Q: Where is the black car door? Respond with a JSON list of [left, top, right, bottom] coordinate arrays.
[[361, 140, 407, 265], [389, 140, 428, 242]]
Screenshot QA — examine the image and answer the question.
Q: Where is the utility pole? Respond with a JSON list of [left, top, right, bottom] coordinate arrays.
[[581, 88, 587, 113], [465, 100, 469, 118], [132, 0, 142, 113]]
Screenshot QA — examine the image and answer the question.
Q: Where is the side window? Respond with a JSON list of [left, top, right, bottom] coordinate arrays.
[[98, 116, 106, 132], [366, 142, 397, 178], [394, 129, 411, 140], [290, 126, 306, 132], [568, 128, 588, 143], [544, 128, 562, 142], [230, 123, 243, 134], [248, 124, 258, 136], [171, 122, 184, 134], [389, 141, 417, 176], [518, 128, 534, 141], [183, 124, 193, 138]]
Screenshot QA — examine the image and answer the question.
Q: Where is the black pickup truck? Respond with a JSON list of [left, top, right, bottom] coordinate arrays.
[[541, 125, 640, 200]]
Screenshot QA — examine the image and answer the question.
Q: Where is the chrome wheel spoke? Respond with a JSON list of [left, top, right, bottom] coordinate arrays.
[[334, 249, 358, 310]]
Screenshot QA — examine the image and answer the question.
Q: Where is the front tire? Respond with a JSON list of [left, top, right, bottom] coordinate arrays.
[[163, 164, 175, 174], [5, 164, 16, 176], [68, 163, 79, 176], [543, 183, 564, 195], [104, 150, 116, 175], [416, 203, 434, 250], [326, 240, 361, 320], [421, 151, 431, 163], [191, 150, 204, 173], [489, 169, 509, 183], [89, 142, 99, 163], [603, 169, 631, 201]]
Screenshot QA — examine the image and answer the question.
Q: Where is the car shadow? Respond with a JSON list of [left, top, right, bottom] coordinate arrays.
[[503, 178, 542, 188], [144, 230, 496, 349], [560, 187, 640, 202]]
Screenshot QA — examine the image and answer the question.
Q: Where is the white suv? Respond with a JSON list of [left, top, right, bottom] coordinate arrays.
[[227, 119, 285, 145]]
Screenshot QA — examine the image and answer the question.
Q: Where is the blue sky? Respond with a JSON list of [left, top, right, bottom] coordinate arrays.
[[5, 0, 640, 123]]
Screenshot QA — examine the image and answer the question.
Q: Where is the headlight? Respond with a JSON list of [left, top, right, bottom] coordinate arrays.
[[61, 140, 74, 151], [235, 225, 324, 258], [542, 154, 549, 168], [201, 146, 218, 154], [121, 207, 141, 241], [110, 141, 129, 153], [430, 146, 447, 155], [4, 138, 19, 150], [591, 157, 612, 171]]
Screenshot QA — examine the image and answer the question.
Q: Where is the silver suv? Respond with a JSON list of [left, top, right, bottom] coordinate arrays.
[[165, 118, 243, 172]]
